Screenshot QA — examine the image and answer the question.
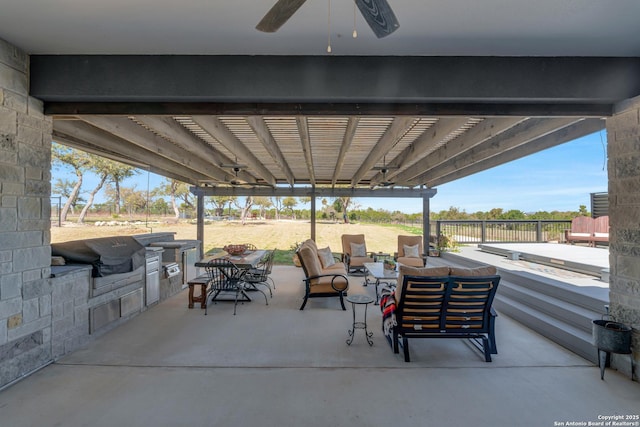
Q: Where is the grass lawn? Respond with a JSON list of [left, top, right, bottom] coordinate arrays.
[[50, 219, 423, 265]]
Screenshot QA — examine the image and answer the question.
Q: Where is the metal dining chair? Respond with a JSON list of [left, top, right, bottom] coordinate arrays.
[[244, 249, 275, 297], [204, 258, 251, 315]]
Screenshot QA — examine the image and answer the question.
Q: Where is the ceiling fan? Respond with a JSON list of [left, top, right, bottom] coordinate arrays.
[[372, 156, 397, 187], [220, 162, 273, 187], [256, 0, 400, 38]]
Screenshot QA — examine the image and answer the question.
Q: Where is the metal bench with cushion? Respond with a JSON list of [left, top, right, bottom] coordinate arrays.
[[389, 265, 500, 362]]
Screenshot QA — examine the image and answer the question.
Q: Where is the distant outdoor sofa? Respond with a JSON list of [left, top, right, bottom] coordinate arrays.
[[565, 215, 609, 246], [297, 239, 349, 310], [381, 264, 500, 362]]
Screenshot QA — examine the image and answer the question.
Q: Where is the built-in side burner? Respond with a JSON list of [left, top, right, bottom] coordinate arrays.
[[149, 240, 200, 286]]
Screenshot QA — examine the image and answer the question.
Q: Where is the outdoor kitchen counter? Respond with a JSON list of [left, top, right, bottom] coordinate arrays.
[[50, 264, 92, 278]]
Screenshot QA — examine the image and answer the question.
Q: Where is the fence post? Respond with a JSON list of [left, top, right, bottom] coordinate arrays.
[[536, 220, 542, 242], [481, 221, 486, 243]]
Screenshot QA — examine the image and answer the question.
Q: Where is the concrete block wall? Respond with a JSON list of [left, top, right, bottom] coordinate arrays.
[[0, 38, 54, 388], [606, 98, 640, 380]]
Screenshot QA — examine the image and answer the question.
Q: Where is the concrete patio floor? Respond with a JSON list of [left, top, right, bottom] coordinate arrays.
[[1, 257, 638, 427]]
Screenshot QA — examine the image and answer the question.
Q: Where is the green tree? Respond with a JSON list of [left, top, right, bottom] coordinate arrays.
[[271, 196, 283, 220], [486, 208, 503, 220], [52, 178, 85, 214], [207, 196, 236, 217], [77, 156, 111, 223], [108, 164, 139, 215], [51, 143, 91, 221], [502, 209, 526, 220], [150, 197, 169, 215], [252, 196, 272, 218], [156, 180, 179, 218], [334, 197, 354, 223], [282, 196, 297, 219], [120, 185, 148, 216]]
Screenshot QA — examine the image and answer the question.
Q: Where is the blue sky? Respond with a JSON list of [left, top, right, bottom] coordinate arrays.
[[51, 130, 608, 214]]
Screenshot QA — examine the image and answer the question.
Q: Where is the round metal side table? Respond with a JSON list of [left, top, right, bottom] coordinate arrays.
[[346, 294, 374, 346]]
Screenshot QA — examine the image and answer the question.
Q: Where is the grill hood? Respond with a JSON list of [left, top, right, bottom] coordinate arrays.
[[52, 236, 146, 277]]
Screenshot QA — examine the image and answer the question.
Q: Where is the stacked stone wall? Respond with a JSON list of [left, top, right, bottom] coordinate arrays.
[[607, 98, 640, 380], [0, 38, 53, 388]]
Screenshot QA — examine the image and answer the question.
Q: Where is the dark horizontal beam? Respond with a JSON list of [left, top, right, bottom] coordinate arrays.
[[31, 55, 640, 116], [190, 186, 437, 199], [42, 101, 614, 117]]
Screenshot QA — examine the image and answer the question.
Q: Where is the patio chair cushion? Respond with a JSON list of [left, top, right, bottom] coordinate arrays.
[[299, 242, 323, 278], [311, 275, 349, 293], [450, 265, 497, 276], [323, 262, 345, 272], [397, 257, 425, 267], [317, 246, 336, 268]]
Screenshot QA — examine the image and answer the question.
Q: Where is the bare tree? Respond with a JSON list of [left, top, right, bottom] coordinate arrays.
[[270, 196, 283, 220], [77, 169, 108, 223], [235, 196, 254, 225]]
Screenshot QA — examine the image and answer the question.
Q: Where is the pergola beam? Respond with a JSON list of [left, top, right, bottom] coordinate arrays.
[[191, 186, 437, 199]]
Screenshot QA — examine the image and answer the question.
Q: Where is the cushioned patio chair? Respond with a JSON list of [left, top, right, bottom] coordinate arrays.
[[341, 234, 374, 275], [297, 240, 349, 310], [395, 235, 427, 267]]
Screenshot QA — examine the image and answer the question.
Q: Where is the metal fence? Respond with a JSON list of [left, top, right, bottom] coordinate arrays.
[[51, 196, 61, 227], [429, 220, 572, 244]]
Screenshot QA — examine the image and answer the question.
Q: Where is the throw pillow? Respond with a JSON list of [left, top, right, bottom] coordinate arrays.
[[317, 247, 336, 268], [350, 242, 366, 257], [403, 244, 420, 258]]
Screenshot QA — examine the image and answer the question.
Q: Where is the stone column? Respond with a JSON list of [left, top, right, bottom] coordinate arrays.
[[0, 38, 53, 388], [606, 97, 640, 380]]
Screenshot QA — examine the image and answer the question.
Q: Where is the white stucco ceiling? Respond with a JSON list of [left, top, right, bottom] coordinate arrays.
[[1, 0, 639, 56]]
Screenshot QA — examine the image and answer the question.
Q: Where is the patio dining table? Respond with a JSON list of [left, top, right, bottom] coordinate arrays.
[[195, 249, 267, 270], [195, 249, 269, 314]]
